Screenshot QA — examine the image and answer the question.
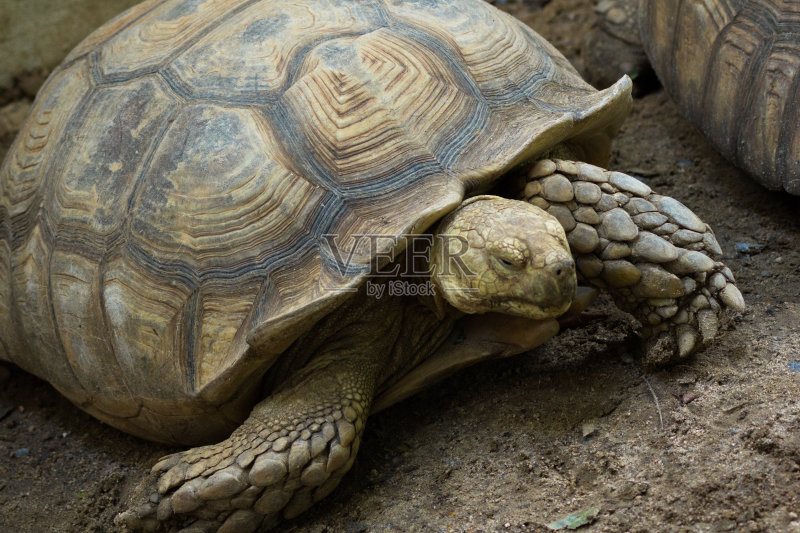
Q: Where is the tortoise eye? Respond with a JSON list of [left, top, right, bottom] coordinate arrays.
[[495, 255, 524, 270]]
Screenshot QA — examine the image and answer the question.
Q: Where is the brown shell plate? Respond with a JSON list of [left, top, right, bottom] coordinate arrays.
[[640, 0, 800, 195], [0, 0, 629, 442]]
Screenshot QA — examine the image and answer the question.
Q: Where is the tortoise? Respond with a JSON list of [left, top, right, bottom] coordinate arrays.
[[587, 0, 800, 195], [0, 0, 745, 531]]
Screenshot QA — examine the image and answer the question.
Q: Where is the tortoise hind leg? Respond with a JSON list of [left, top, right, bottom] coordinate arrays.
[[116, 298, 406, 532]]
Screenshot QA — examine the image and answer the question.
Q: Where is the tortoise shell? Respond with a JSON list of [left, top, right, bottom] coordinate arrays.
[[640, 0, 800, 195], [0, 0, 630, 444]]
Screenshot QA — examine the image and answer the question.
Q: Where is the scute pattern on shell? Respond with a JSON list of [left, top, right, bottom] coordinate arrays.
[[0, 0, 630, 444], [640, 0, 800, 194]]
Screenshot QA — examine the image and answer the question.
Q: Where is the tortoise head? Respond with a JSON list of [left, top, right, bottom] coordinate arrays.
[[431, 196, 576, 319]]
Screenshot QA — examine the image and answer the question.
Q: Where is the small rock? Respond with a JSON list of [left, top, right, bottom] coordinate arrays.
[[581, 420, 598, 438], [13, 448, 29, 458], [677, 160, 693, 168], [734, 242, 765, 255]]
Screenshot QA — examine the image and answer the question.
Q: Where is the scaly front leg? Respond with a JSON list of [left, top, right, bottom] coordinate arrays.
[[117, 297, 403, 532], [522, 158, 745, 365]]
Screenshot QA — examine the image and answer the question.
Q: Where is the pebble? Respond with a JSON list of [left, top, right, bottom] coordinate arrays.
[[568, 223, 600, 254], [574, 181, 602, 203], [601, 260, 642, 287], [541, 174, 575, 202], [609, 171, 652, 196], [600, 208, 638, 241], [13, 448, 29, 458], [734, 242, 765, 255], [632, 232, 679, 262], [651, 196, 706, 232]]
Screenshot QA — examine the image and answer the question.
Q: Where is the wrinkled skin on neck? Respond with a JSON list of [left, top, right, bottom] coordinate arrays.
[[430, 195, 577, 320]]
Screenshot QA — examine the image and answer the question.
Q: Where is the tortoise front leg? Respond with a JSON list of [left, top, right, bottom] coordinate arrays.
[[521, 158, 745, 365], [117, 363, 373, 532], [116, 302, 402, 532]]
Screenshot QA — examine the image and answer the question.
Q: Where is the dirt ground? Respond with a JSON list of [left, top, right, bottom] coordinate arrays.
[[1, 1, 799, 532]]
